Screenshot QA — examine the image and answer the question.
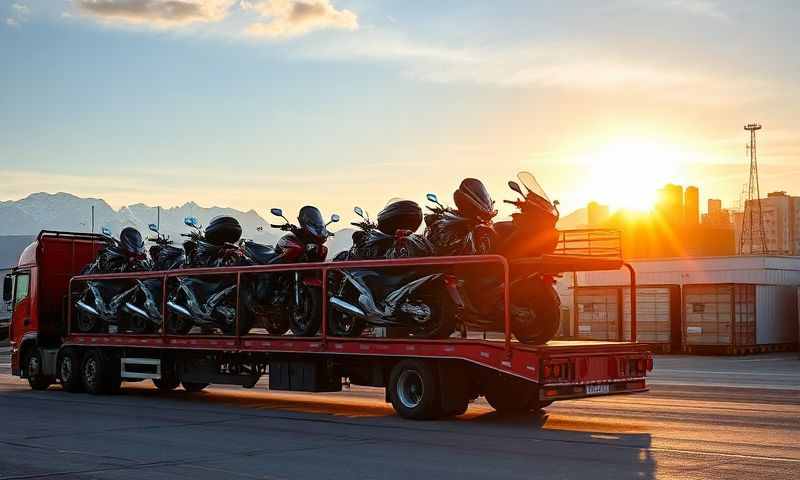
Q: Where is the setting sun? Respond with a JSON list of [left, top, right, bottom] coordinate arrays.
[[572, 138, 687, 212]]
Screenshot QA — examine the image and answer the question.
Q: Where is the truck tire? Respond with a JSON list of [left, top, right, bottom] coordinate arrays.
[[26, 348, 53, 391], [153, 359, 180, 391], [485, 376, 539, 414], [57, 348, 84, 393], [81, 349, 116, 395], [182, 382, 209, 392], [389, 359, 441, 420]]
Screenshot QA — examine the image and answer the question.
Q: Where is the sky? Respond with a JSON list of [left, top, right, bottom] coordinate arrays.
[[1, 0, 799, 221]]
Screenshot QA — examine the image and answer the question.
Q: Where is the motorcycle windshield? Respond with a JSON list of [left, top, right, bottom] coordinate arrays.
[[298, 206, 329, 241], [517, 171, 551, 202], [460, 178, 496, 219]]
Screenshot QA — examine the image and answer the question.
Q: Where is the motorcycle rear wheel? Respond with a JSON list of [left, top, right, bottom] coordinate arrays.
[[511, 281, 561, 345]]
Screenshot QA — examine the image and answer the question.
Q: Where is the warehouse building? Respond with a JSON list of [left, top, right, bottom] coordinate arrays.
[[563, 256, 800, 354]]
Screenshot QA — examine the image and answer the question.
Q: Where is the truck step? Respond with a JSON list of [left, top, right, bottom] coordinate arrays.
[[120, 357, 161, 380]]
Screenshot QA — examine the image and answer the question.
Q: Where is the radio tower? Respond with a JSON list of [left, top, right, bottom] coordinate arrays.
[[738, 123, 768, 255]]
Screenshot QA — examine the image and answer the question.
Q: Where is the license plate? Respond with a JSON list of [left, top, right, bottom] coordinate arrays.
[[586, 384, 610, 395]]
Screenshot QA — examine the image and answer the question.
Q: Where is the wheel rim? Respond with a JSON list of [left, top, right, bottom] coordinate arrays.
[[292, 287, 312, 330], [84, 357, 97, 387], [77, 311, 95, 332], [28, 354, 40, 377], [397, 370, 424, 409], [61, 356, 73, 381]]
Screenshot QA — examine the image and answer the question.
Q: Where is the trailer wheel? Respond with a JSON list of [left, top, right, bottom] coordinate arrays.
[[153, 359, 180, 390], [485, 377, 540, 414], [389, 359, 441, 420], [26, 348, 53, 391], [182, 382, 209, 392], [82, 350, 113, 394], [57, 348, 84, 393]]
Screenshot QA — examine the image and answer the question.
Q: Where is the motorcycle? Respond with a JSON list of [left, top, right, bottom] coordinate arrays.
[[424, 173, 562, 344], [241, 206, 339, 337], [121, 223, 187, 333], [328, 199, 458, 339], [166, 216, 248, 335], [74, 227, 151, 333], [424, 178, 498, 256]]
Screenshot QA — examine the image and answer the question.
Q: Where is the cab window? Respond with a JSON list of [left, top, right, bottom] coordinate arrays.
[[14, 273, 29, 305]]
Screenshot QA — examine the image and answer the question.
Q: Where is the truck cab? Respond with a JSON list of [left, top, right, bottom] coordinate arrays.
[[3, 231, 105, 386]]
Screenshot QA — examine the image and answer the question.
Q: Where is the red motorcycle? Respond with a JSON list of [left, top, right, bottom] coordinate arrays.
[[241, 206, 339, 336]]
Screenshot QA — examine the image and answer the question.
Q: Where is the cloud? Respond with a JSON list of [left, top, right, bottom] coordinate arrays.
[[664, 0, 729, 21], [74, 0, 235, 27], [241, 0, 357, 38]]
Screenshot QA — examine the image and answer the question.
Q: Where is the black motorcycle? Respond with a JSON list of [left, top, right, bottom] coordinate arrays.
[[328, 199, 458, 339], [166, 216, 248, 335], [122, 223, 187, 333], [241, 206, 339, 337], [74, 227, 151, 333], [424, 174, 562, 344]]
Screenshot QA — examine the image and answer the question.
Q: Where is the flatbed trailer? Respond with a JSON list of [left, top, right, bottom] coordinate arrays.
[[6, 231, 652, 420]]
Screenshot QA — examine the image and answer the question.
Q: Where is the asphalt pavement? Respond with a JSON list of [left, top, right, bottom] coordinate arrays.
[[0, 346, 798, 480]]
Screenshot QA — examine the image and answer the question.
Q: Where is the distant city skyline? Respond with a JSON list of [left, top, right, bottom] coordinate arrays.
[[2, 1, 799, 219]]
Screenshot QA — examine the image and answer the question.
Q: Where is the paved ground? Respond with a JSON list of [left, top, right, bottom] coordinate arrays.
[[0, 347, 798, 480]]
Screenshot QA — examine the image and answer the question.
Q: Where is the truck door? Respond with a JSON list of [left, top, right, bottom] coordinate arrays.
[[9, 271, 32, 371]]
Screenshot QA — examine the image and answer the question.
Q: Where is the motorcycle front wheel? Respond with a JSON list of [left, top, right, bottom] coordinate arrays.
[[328, 282, 366, 338], [511, 280, 561, 345], [167, 291, 194, 335], [75, 290, 101, 333], [289, 284, 321, 337]]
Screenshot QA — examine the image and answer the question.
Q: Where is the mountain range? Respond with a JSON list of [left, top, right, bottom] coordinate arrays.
[[0, 192, 356, 264]]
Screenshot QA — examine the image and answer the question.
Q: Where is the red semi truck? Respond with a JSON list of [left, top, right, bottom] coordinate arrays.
[[3, 230, 652, 420]]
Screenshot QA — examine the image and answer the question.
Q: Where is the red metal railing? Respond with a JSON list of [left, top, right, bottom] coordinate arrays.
[[68, 254, 637, 357], [555, 229, 622, 258]]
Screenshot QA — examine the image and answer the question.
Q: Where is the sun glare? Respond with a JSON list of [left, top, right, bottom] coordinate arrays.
[[574, 138, 686, 212]]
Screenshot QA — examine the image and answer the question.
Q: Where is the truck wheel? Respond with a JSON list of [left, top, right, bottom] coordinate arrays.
[[389, 359, 441, 420], [289, 285, 321, 337], [58, 348, 84, 393], [182, 382, 209, 392], [26, 348, 53, 391], [81, 350, 114, 394]]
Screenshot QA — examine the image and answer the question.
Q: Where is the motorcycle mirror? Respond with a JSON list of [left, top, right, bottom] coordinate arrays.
[[148, 223, 159, 233], [426, 193, 439, 204], [353, 206, 364, 218], [553, 200, 560, 207], [270, 208, 283, 218], [508, 181, 524, 196], [330, 214, 340, 223], [101, 226, 112, 238], [184, 216, 199, 228]]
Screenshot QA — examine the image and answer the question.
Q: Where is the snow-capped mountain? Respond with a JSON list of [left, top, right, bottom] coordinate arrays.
[[0, 192, 279, 245]]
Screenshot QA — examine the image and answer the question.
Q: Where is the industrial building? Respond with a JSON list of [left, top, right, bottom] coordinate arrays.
[[559, 256, 800, 354], [735, 191, 800, 255]]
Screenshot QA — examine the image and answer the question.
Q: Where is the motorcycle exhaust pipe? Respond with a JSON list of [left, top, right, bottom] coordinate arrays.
[[166, 300, 192, 318], [75, 300, 101, 317], [124, 302, 152, 321], [330, 297, 367, 318]]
